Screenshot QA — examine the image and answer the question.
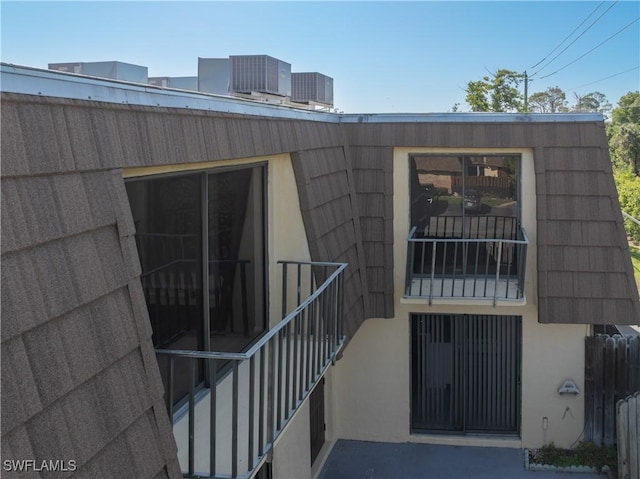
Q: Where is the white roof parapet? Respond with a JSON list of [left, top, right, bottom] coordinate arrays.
[[1, 63, 604, 123], [339, 112, 604, 123], [0, 63, 338, 122]]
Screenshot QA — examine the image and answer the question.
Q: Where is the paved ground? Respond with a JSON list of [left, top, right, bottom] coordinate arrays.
[[317, 440, 606, 479]]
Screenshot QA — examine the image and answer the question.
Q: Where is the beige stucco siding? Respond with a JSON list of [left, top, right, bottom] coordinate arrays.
[[272, 400, 313, 479], [332, 147, 586, 449]]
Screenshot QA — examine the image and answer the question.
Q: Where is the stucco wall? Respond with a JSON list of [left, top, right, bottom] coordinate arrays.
[[272, 399, 312, 479], [332, 147, 586, 449]]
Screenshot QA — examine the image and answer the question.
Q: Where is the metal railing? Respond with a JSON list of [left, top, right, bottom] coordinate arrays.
[[405, 224, 528, 305], [622, 211, 640, 226], [156, 260, 346, 478]]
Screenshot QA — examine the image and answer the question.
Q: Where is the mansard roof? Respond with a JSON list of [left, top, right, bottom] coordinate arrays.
[[2, 63, 638, 477]]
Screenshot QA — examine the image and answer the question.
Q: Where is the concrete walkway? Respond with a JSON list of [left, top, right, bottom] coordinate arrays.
[[318, 440, 606, 479]]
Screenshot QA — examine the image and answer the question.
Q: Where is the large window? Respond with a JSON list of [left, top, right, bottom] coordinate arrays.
[[410, 154, 520, 239], [406, 154, 526, 300], [126, 164, 267, 402]]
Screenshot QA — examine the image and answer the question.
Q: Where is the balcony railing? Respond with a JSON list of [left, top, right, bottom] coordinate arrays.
[[155, 260, 346, 478], [405, 216, 528, 305]]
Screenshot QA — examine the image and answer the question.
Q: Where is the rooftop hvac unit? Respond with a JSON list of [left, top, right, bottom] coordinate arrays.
[[291, 72, 334, 106], [230, 55, 291, 97], [197, 58, 231, 95], [47, 62, 83, 74], [149, 76, 198, 91], [48, 61, 148, 83]]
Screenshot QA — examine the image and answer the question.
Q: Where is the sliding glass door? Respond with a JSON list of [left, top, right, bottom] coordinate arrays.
[[126, 164, 267, 404], [411, 314, 521, 434]]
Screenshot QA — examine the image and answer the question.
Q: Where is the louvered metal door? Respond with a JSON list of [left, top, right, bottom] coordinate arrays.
[[309, 377, 325, 465], [411, 314, 521, 434]]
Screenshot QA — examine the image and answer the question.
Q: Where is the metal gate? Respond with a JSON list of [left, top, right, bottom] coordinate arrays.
[[411, 314, 521, 434]]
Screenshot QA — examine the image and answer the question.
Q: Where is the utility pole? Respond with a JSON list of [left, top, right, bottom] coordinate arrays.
[[524, 71, 529, 112]]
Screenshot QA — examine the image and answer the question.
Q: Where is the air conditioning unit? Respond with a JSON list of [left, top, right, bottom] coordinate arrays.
[[48, 61, 148, 83], [291, 72, 334, 106], [230, 55, 291, 97]]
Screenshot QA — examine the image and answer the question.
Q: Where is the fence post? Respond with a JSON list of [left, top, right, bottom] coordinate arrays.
[[584, 336, 596, 442], [584, 334, 640, 446], [617, 392, 639, 479], [617, 395, 629, 479], [604, 336, 617, 445], [593, 335, 605, 445]]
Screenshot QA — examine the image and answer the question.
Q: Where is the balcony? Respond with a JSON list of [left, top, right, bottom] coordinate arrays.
[[405, 215, 528, 305], [155, 260, 346, 478]]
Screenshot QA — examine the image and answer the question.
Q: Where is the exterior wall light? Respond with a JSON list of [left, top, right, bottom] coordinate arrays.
[[558, 379, 580, 395]]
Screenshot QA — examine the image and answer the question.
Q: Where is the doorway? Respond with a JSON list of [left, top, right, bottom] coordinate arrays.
[[411, 314, 521, 434]]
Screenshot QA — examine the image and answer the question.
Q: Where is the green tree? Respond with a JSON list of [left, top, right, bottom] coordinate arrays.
[[528, 86, 569, 113], [609, 91, 640, 242], [572, 91, 612, 117], [614, 169, 640, 242], [609, 91, 640, 175], [464, 69, 524, 112], [465, 79, 491, 112], [611, 91, 640, 125], [609, 123, 640, 175]]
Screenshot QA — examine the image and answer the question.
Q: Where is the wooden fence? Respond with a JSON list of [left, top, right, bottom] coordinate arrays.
[[584, 334, 640, 446], [451, 175, 511, 190], [617, 392, 639, 479]]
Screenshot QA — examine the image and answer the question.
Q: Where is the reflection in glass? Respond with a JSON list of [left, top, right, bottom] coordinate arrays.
[[411, 155, 519, 239], [125, 165, 267, 405], [409, 155, 522, 285], [126, 174, 204, 351], [207, 167, 266, 353]]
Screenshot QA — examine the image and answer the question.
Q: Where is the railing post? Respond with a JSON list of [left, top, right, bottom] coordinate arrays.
[[209, 359, 217, 478], [281, 262, 287, 319], [259, 347, 266, 456], [315, 294, 322, 379], [306, 298, 313, 392], [300, 262, 305, 307], [232, 361, 239, 479], [519, 242, 527, 299], [248, 356, 255, 472], [188, 359, 195, 477], [493, 241, 503, 307], [284, 322, 291, 420], [267, 337, 275, 448], [338, 269, 344, 343], [293, 313, 299, 404], [276, 329, 283, 431], [429, 241, 437, 306], [406, 227, 417, 296]]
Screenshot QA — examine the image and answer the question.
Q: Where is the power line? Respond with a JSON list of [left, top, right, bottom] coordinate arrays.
[[540, 17, 640, 79], [529, 0, 606, 70], [566, 65, 639, 91], [531, 0, 619, 78]]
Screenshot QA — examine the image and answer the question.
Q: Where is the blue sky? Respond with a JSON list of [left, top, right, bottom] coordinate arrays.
[[1, 1, 638, 113]]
